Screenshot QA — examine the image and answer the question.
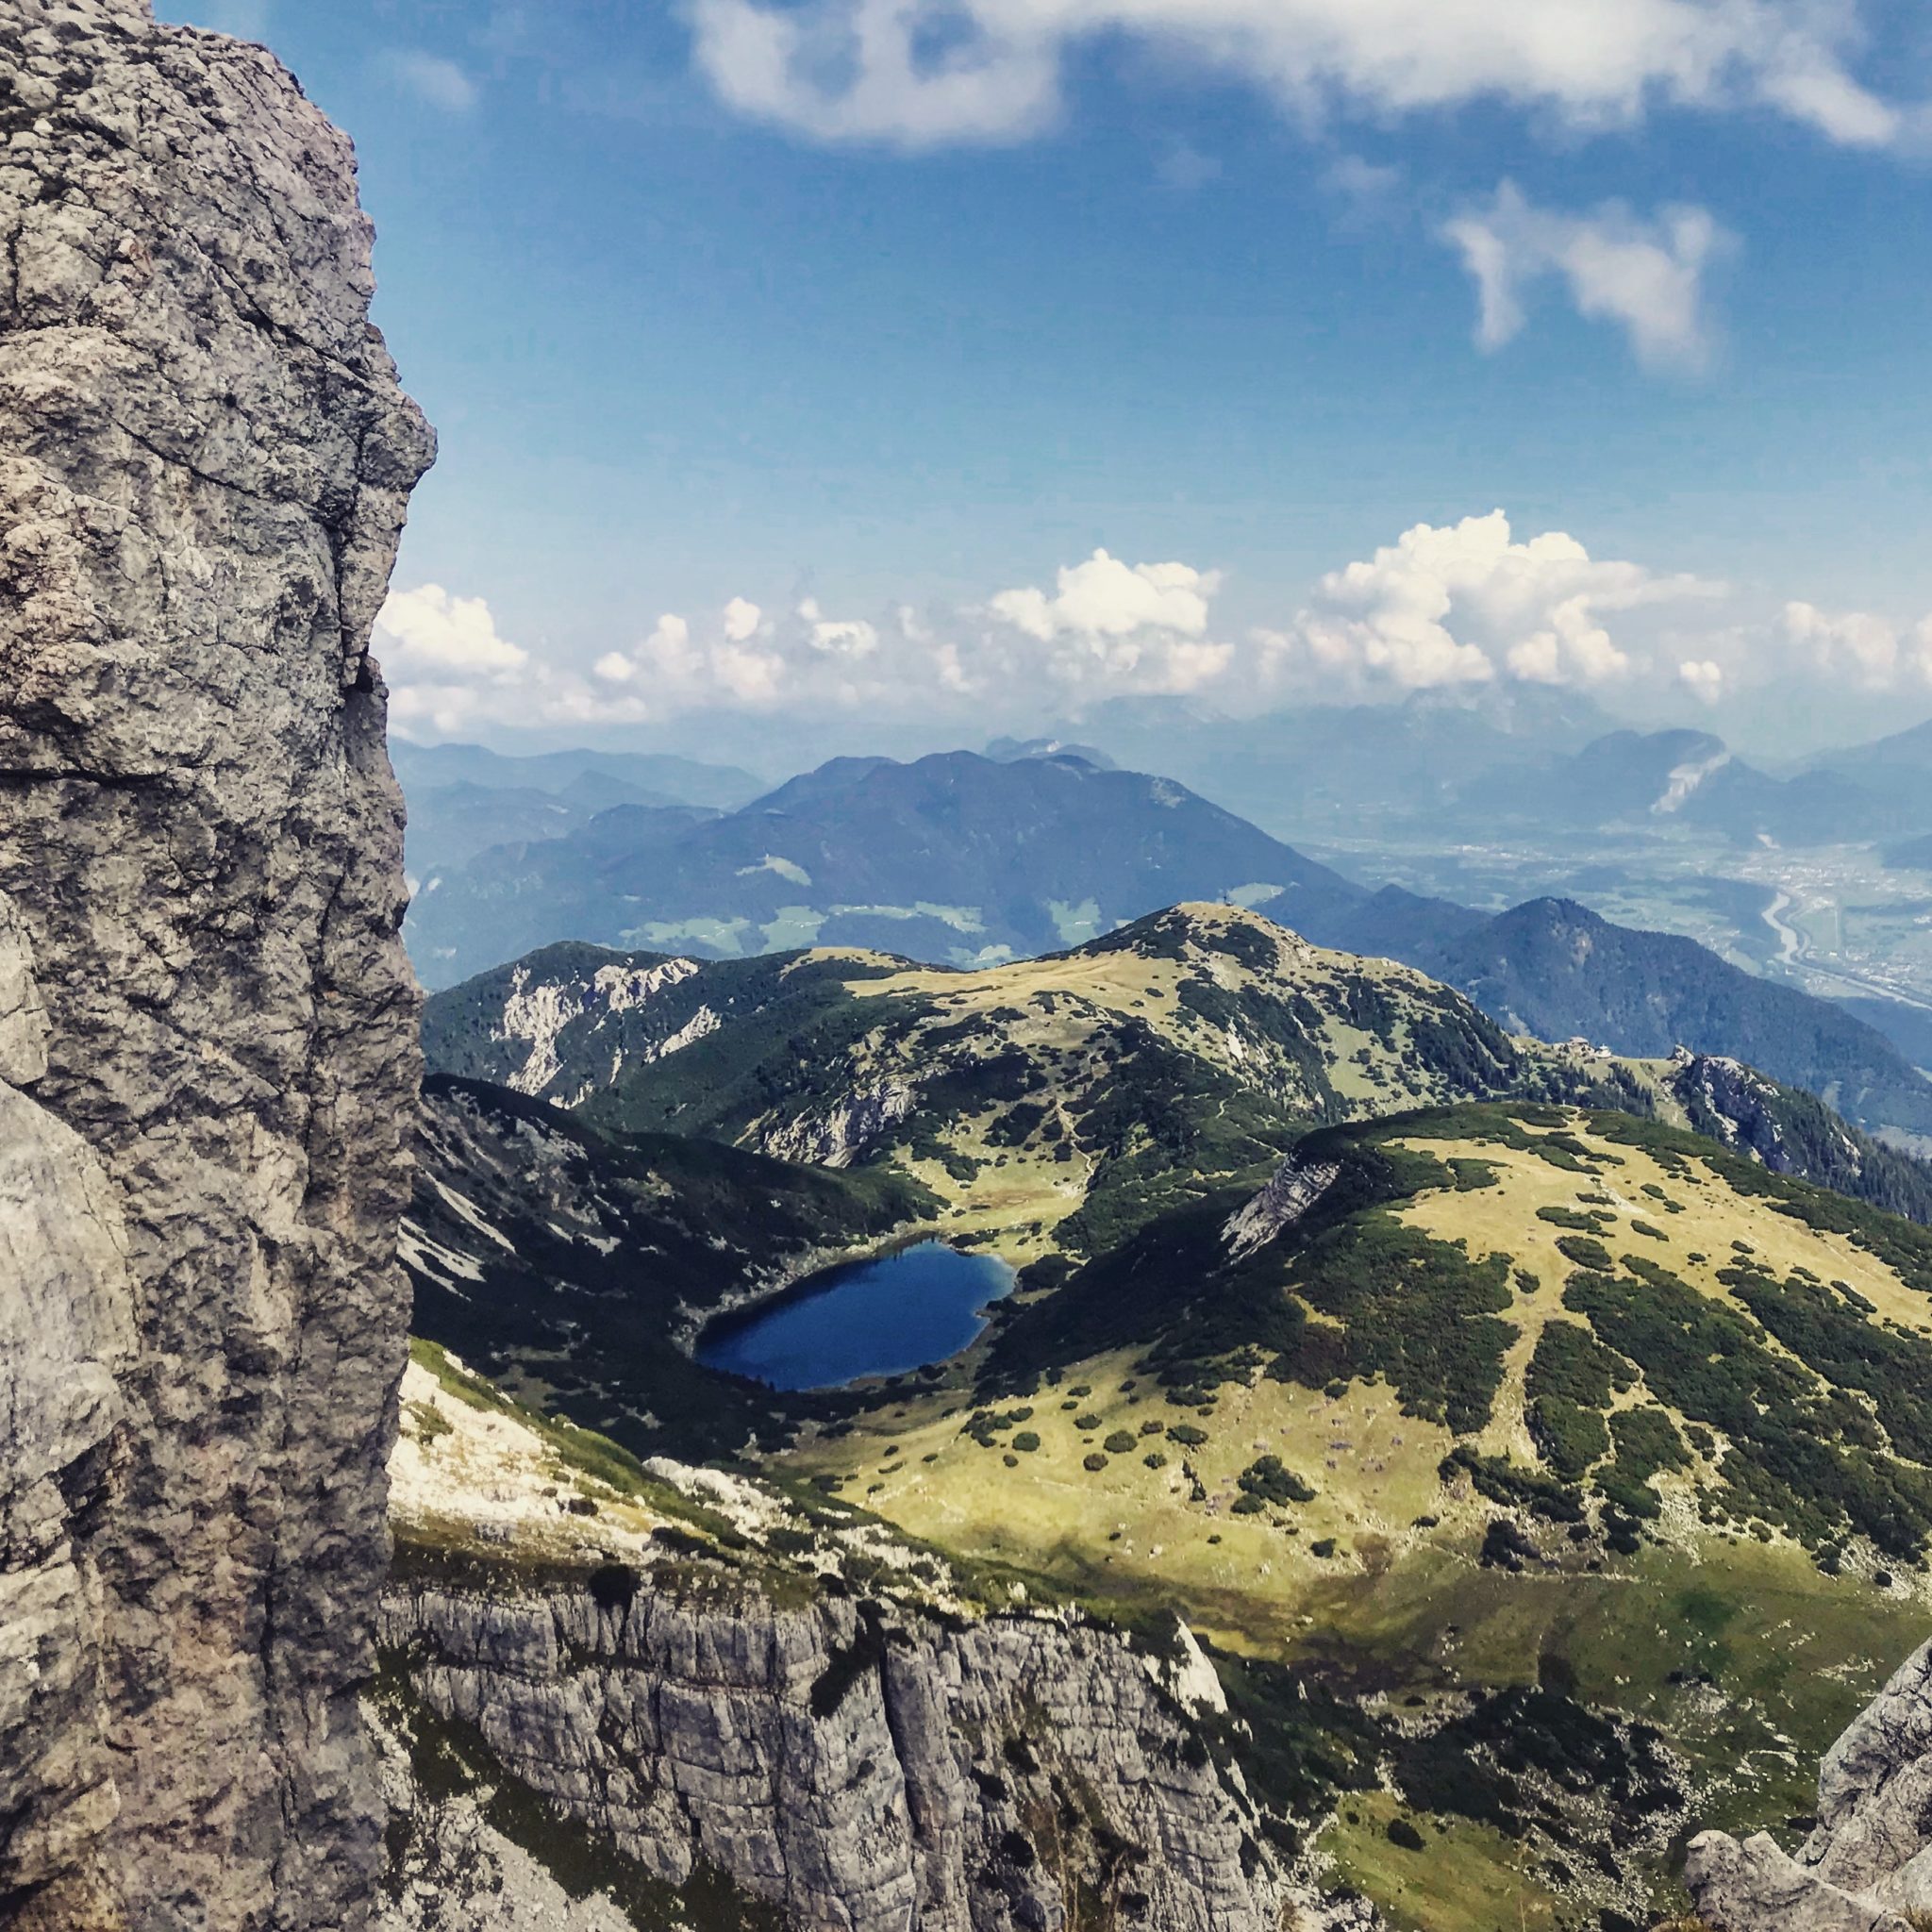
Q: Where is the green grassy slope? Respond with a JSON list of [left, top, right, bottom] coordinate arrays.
[[424, 907, 1932, 1257], [783, 1101, 1932, 1927]]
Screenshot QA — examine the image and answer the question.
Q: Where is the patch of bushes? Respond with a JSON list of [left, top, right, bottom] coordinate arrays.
[[1594, 1406, 1690, 1520], [1555, 1234, 1616, 1272], [1443, 1446, 1584, 1523], [1479, 1518, 1542, 1571], [1566, 1257, 1932, 1557], [1269, 1208, 1517, 1433], [1237, 1456, 1317, 1507], [1538, 1206, 1606, 1232]]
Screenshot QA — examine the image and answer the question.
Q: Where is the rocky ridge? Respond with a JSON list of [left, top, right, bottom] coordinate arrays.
[[376, 1575, 1308, 1932], [1688, 1637, 1932, 1931], [377, 1363, 1374, 1932], [423, 908, 1932, 1245], [0, 4, 430, 1926]]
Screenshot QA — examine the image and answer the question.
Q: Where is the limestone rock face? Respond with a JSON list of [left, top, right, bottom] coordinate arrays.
[[379, 1581, 1301, 1932], [1686, 1638, 1932, 1932], [0, 3, 432, 1926]]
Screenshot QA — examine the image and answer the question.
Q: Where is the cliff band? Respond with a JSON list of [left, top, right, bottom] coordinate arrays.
[[0, 2, 433, 1926]]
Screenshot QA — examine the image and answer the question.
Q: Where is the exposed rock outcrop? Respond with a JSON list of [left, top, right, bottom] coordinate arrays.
[[1686, 1638, 1932, 1932], [1664, 1051, 1851, 1174], [0, 3, 432, 1925], [1223, 1153, 1341, 1260], [760, 1079, 921, 1168], [378, 1578, 1300, 1932]]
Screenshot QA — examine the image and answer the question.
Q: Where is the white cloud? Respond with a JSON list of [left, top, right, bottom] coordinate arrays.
[[1442, 182, 1731, 369], [1257, 510, 1722, 695], [402, 521, 1932, 742], [1678, 657, 1725, 704], [1782, 601, 1932, 689], [568, 555, 1238, 720], [687, 0, 1907, 152], [690, 0, 1058, 146], [985, 550, 1230, 695], [379, 587, 664, 738], [991, 550, 1217, 642], [592, 603, 791, 709], [799, 598, 881, 658], [376, 585, 528, 678], [379, 50, 480, 112]]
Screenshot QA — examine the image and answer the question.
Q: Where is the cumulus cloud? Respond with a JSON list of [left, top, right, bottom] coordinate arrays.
[[573, 554, 1238, 719], [985, 551, 1231, 695], [377, 585, 528, 678], [723, 595, 762, 642], [380, 587, 661, 738], [799, 597, 881, 658], [391, 517, 1844, 741], [1442, 183, 1731, 369], [379, 49, 480, 112], [1678, 657, 1726, 704], [991, 550, 1217, 642], [1257, 511, 1722, 695], [686, 0, 1907, 152], [593, 601, 791, 709], [1782, 601, 1932, 689]]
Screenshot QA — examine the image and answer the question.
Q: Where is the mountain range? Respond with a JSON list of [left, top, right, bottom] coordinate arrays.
[[405, 746, 1932, 1140], [1387, 895, 1932, 1140], [406, 902, 1932, 1931], [403, 749, 1364, 987], [1037, 692, 1932, 848], [392, 739, 759, 877], [421, 902, 1932, 1240]]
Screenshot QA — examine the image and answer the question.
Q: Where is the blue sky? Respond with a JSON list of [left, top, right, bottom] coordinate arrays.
[[165, 0, 1932, 759]]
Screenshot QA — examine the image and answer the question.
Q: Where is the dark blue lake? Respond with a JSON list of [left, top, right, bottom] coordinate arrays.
[[695, 1241, 1014, 1391]]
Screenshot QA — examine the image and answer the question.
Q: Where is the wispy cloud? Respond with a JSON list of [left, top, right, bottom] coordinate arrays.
[[1323, 155, 1405, 228], [1155, 140, 1222, 193], [378, 49, 481, 114], [686, 0, 1909, 152], [1441, 183, 1733, 371]]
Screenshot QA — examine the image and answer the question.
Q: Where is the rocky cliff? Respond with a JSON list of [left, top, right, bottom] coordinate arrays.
[[0, 3, 432, 1926], [376, 1574, 1310, 1932], [1687, 1637, 1932, 1932]]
